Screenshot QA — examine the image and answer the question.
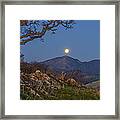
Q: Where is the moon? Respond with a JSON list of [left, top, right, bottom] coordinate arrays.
[[64, 48, 70, 54]]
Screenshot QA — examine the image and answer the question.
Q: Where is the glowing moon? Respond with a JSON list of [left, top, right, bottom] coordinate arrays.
[[64, 48, 70, 54]]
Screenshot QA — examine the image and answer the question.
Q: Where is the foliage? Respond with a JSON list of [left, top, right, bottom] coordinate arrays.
[[20, 83, 99, 100]]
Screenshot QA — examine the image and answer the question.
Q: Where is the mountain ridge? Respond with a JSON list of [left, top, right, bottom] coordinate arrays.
[[40, 55, 100, 75], [41, 55, 99, 63]]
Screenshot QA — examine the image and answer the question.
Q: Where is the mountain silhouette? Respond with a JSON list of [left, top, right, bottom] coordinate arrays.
[[41, 56, 100, 75]]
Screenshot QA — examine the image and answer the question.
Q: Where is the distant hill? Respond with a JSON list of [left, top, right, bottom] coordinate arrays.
[[39, 56, 100, 84], [41, 56, 100, 75], [85, 80, 100, 91], [21, 56, 100, 84]]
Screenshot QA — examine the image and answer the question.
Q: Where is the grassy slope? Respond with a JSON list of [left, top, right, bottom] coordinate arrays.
[[20, 84, 100, 100]]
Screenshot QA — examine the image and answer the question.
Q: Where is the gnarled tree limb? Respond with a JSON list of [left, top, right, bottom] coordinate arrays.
[[20, 20, 74, 45]]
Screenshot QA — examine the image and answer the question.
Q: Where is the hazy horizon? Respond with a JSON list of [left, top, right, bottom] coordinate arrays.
[[27, 55, 100, 63]]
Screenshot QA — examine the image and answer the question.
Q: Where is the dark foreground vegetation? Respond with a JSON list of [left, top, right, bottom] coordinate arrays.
[[20, 62, 100, 100]]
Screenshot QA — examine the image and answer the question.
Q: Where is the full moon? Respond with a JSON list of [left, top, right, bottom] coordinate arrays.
[[64, 48, 70, 54]]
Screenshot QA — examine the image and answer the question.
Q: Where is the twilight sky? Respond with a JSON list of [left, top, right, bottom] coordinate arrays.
[[20, 20, 100, 62]]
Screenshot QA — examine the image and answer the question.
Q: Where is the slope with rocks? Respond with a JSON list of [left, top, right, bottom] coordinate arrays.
[[41, 56, 100, 75], [20, 69, 100, 100]]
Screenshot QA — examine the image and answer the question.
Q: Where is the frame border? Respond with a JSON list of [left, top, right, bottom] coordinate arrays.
[[0, 0, 119, 119]]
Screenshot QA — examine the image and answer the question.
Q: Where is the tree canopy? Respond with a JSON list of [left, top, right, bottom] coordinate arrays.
[[20, 20, 75, 45]]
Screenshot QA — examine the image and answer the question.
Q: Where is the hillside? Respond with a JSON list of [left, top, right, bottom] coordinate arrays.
[[20, 70, 100, 100], [20, 56, 100, 100], [41, 56, 100, 75], [40, 56, 100, 84]]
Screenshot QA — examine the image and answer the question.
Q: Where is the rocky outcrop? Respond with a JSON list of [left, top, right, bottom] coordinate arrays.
[[30, 70, 50, 81], [20, 70, 68, 99], [20, 70, 99, 100], [66, 78, 80, 87]]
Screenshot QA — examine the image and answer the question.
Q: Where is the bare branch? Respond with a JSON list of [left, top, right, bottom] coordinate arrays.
[[20, 20, 74, 45]]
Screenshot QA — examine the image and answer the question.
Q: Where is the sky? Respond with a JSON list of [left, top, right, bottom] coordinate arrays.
[[20, 20, 100, 62]]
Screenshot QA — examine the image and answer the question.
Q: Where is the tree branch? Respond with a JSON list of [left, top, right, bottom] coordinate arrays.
[[20, 20, 74, 45]]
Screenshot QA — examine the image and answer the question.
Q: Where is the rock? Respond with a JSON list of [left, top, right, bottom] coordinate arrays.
[[66, 78, 79, 86], [42, 74, 50, 80], [35, 70, 41, 73], [29, 70, 50, 81], [20, 73, 30, 80]]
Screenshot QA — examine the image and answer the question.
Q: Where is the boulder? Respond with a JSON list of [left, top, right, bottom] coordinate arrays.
[[66, 78, 78, 86], [30, 70, 50, 80]]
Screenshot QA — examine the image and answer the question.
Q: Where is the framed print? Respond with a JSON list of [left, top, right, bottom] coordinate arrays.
[[0, 0, 119, 119]]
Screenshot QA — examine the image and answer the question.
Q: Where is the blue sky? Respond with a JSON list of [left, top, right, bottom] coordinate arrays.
[[20, 20, 100, 62]]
